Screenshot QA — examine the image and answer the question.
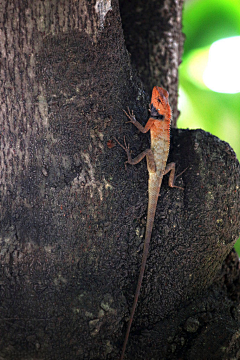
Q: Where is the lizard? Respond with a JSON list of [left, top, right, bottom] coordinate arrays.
[[115, 86, 186, 360]]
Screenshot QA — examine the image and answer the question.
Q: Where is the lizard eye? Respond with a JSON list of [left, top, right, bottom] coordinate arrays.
[[150, 103, 164, 119]]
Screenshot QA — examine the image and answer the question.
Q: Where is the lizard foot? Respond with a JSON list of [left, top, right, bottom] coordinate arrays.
[[175, 166, 188, 180], [172, 167, 189, 190], [122, 107, 137, 124], [113, 136, 132, 168]]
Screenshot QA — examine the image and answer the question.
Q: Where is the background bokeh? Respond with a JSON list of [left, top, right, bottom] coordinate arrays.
[[178, 0, 240, 254]]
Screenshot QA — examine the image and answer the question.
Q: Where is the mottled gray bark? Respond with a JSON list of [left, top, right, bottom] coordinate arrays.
[[1, 1, 240, 360]]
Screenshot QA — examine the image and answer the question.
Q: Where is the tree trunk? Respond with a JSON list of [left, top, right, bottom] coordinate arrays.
[[1, 1, 240, 359]]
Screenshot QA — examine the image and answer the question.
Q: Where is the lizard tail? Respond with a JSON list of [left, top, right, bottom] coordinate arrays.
[[120, 174, 162, 360]]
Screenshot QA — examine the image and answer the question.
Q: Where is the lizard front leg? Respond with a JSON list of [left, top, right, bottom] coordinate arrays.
[[123, 108, 153, 134], [114, 136, 156, 173]]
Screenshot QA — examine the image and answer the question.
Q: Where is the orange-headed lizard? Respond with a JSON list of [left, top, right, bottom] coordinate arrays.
[[115, 86, 185, 360]]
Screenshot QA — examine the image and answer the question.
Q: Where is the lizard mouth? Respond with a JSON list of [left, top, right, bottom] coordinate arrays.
[[150, 103, 164, 120]]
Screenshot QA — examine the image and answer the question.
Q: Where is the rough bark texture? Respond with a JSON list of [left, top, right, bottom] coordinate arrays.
[[0, 1, 240, 360]]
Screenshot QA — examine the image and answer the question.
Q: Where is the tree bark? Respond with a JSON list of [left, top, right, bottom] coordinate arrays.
[[1, 1, 240, 359]]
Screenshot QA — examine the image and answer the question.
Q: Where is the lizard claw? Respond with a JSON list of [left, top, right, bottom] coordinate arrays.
[[122, 107, 136, 124], [172, 167, 189, 190], [175, 166, 188, 180], [113, 136, 125, 151], [123, 136, 130, 152], [113, 136, 129, 152], [113, 136, 131, 168]]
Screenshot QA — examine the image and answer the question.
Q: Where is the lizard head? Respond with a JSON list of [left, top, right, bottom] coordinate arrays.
[[150, 86, 171, 122]]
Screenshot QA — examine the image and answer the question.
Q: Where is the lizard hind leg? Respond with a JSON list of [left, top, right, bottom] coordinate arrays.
[[164, 162, 187, 190]]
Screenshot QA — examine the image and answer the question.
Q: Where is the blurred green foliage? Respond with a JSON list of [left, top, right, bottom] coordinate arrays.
[[178, 0, 240, 254]]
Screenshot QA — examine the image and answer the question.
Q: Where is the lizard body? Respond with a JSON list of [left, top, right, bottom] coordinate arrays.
[[116, 87, 184, 360]]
